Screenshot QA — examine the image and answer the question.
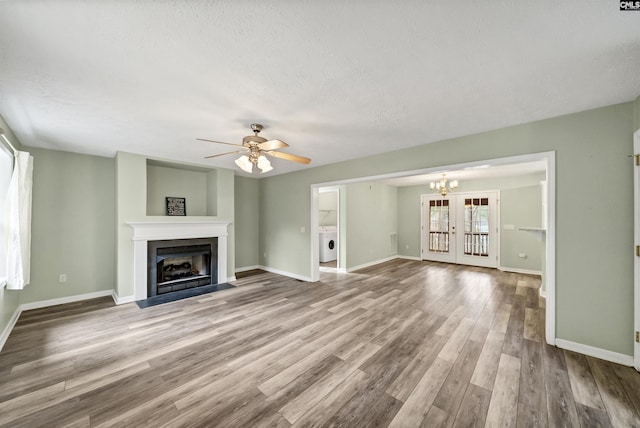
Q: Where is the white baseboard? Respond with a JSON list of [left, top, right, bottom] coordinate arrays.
[[1, 289, 116, 352], [111, 291, 135, 305], [555, 338, 634, 366], [498, 266, 542, 276], [235, 265, 260, 273], [0, 304, 22, 352], [226, 276, 237, 283], [20, 290, 114, 311], [258, 265, 312, 282], [347, 256, 397, 273], [397, 255, 421, 261]]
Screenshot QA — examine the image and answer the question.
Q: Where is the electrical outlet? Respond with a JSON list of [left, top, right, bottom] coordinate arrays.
[[263, 252, 267, 258], [300, 226, 305, 233], [59, 274, 67, 283], [518, 253, 527, 259]]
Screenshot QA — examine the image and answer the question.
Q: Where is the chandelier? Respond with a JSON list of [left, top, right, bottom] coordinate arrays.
[[430, 174, 459, 196]]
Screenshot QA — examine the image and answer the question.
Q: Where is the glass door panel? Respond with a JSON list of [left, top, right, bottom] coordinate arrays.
[[421, 195, 456, 263]]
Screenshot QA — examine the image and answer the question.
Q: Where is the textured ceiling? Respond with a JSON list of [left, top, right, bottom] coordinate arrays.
[[1, 1, 639, 176]]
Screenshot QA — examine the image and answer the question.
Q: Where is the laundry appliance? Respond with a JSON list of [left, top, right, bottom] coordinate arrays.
[[319, 226, 337, 263]]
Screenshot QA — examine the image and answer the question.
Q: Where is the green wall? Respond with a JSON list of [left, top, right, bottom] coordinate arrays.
[[115, 152, 146, 299], [500, 185, 543, 271], [345, 182, 398, 269], [20, 148, 116, 304], [147, 164, 209, 216], [234, 176, 260, 269], [259, 102, 635, 356], [318, 191, 338, 226]]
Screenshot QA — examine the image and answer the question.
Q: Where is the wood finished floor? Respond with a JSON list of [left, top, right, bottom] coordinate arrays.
[[2, 259, 640, 427]]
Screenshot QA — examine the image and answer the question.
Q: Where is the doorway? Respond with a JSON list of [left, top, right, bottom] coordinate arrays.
[[421, 191, 499, 268], [310, 152, 555, 347], [318, 187, 342, 272]]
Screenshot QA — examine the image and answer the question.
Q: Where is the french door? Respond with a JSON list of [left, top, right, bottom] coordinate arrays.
[[421, 191, 498, 268]]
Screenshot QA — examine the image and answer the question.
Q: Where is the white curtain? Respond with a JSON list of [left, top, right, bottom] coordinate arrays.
[[5, 151, 33, 290]]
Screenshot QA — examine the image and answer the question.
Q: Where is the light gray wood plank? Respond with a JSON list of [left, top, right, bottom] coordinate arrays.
[[470, 329, 506, 391], [484, 353, 520, 428], [387, 357, 454, 428]]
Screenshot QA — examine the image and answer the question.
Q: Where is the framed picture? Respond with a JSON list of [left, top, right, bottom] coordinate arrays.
[[166, 197, 186, 216]]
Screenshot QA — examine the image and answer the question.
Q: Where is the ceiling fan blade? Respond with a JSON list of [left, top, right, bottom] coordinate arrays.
[[267, 150, 311, 164], [204, 149, 248, 159], [197, 138, 245, 148], [258, 139, 289, 151]]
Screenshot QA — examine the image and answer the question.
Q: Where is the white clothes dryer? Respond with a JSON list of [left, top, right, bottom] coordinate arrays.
[[319, 226, 338, 263]]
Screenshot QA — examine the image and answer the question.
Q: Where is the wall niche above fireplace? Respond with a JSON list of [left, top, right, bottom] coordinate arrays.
[[147, 237, 218, 298], [146, 159, 218, 217]]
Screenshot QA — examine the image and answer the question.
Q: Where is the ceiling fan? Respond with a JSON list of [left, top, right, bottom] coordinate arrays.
[[198, 124, 311, 174]]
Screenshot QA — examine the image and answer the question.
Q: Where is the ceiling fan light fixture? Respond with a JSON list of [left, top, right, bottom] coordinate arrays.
[[235, 155, 253, 173], [257, 155, 273, 173]]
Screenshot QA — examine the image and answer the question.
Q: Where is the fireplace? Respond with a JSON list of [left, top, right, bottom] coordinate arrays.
[[148, 238, 218, 297], [128, 220, 230, 302]]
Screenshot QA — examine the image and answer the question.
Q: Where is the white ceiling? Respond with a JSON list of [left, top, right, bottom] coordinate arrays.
[[1, 2, 639, 177]]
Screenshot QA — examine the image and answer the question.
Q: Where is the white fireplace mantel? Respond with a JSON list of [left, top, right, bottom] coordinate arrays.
[[128, 220, 231, 301]]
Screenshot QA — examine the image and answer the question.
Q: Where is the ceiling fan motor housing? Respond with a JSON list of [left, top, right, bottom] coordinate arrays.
[[242, 135, 267, 146]]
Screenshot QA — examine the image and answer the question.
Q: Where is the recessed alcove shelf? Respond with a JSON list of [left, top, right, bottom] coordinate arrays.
[[519, 227, 546, 242], [146, 159, 218, 217]]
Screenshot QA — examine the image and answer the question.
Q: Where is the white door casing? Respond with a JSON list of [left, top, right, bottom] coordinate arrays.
[[634, 129, 640, 371]]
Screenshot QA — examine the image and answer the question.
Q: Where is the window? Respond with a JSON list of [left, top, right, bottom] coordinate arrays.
[[429, 199, 450, 253], [464, 198, 489, 256]]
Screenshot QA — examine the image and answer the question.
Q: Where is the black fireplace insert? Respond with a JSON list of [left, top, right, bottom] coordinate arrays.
[[147, 238, 218, 297]]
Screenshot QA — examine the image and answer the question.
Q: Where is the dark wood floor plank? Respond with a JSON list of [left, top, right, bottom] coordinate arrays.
[[587, 357, 640, 427], [517, 339, 548, 428], [543, 344, 580, 428]]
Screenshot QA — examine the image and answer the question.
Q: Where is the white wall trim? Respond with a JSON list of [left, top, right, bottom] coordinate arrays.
[[258, 265, 312, 282], [20, 290, 114, 311], [226, 276, 237, 283], [634, 128, 640, 371], [346, 256, 397, 273], [235, 265, 260, 273], [498, 266, 542, 276], [0, 304, 22, 352], [539, 288, 547, 299], [1, 289, 116, 351], [397, 255, 421, 261], [112, 291, 135, 305], [555, 338, 634, 367]]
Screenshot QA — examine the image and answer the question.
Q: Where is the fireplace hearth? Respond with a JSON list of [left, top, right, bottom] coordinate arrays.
[[148, 238, 218, 297]]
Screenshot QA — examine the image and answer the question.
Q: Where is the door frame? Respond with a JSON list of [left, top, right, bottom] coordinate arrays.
[[310, 151, 555, 346], [318, 186, 343, 272], [634, 129, 640, 370], [420, 191, 500, 268]]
